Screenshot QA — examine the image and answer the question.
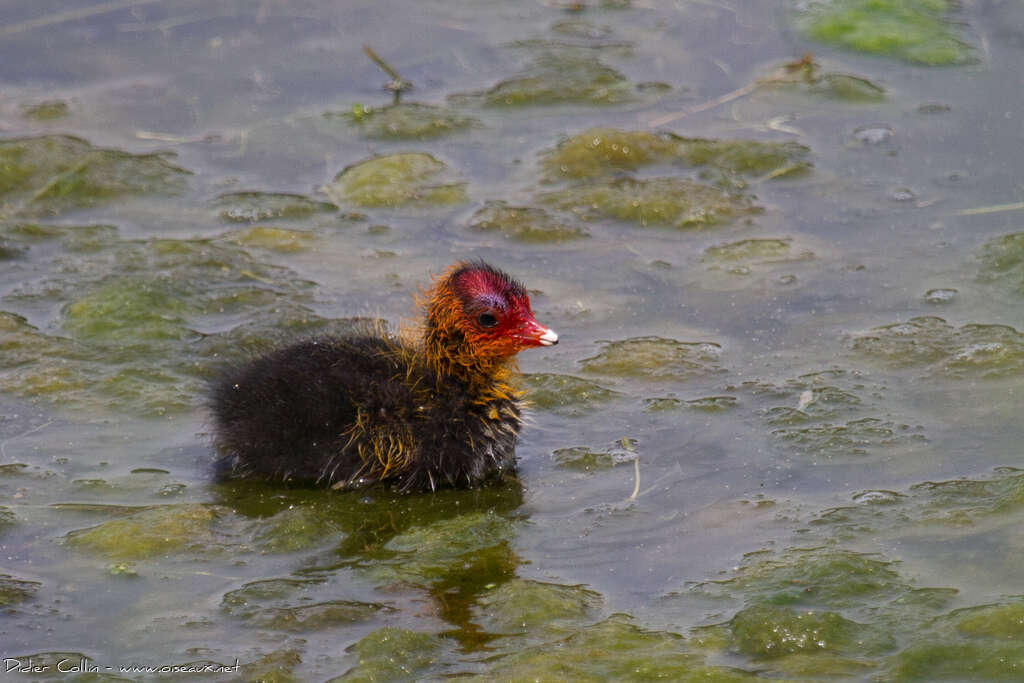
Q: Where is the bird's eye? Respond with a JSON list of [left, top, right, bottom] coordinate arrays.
[[477, 312, 499, 329]]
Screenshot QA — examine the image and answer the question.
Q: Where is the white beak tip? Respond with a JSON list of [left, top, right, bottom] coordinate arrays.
[[539, 328, 559, 346]]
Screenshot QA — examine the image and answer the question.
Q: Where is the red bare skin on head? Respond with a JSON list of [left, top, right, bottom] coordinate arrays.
[[425, 262, 555, 367]]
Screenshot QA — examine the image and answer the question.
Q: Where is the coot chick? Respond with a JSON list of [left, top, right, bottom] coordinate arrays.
[[210, 261, 558, 491]]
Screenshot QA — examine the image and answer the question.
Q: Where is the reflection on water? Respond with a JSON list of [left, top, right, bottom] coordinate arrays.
[[1, 0, 1024, 679]]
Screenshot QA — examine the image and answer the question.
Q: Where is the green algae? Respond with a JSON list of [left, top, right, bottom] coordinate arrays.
[[485, 615, 745, 682], [0, 238, 25, 259], [20, 100, 70, 121], [814, 468, 1024, 538], [738, 372, 926, 458], [766, 55, 886, 102], [222, 579, 386, 632], [0, 310, 91, 398], [1, 222, 118, 252], [239, 648, 303, 683], [225, 226, 316, 253], [0, 227, 331, 414], [794, 0, 975, 66], [475, 579, 602, 635], [520, 372, 621, 417], [0, 506, 16, 529], [540, 128, 680, 180], [253, 506, 345, 553], [325, 152, 467, 208], [956, 601, 1024, 639], [541, 177, 761, 229], [63, 279, 192, 344], [0, 135, 190, 216], [809, 73, 886, 101], [705, 547, 906, 609], [772, 417, 925, 457], [703, 238, 813, 265], [727, 604, 879, 658], [850, 316, 1024, 377], [979, 231, 1024, 295], [340, 102, 480, 140], [881, 598, 1024, 680], [643, 396, 683, 412], [553, 442, 637, 471], [540, 128, 811, 181], [381, 511, 516, 582], [0, 574, 40, 606], [887, 641, 1024, 681], [450, 52, 640, 107], [213, 191, 337, 223], [335, 628, 444, 682], [685, 395, 738, 412], [580, 336, 724, 380], [468, 201, 588, 243], [65, 504, 220, 561]]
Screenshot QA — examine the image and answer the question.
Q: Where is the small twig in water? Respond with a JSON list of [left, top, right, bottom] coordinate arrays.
[[958, 201, 1024, 216], [629, 456, 640, 501], [363, 45, 413, 101]]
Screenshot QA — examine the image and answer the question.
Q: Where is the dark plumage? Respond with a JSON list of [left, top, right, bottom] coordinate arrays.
[[209, 261, 558, 491]]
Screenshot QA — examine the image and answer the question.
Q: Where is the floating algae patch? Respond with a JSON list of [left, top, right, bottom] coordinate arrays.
[[887, 640, 1024, 681], [772, 417, 925, 457], [1, 231, 321, 414], [731, 370, 925, 458], [812, 468, 1024, 538], [0, 135, 190, 216], [540, 128, 811, 181], [726, 604, 888, 659], [703, 238, 813, 265], [700, 547, 907, 609], [850, 316, 1024, 377], [0, 574, 41, 607], [225, 226, 316, 253], [63, 279, 192, 344], [540, 129, 680, 180], [702, 238, 815, 280], [486, 615, 723, 681], [20, 100, 70, 121], [0, 237, 25, 260], [520, 373, 621, 416], [881, 599, 1024, 680], [541, 177, 760, 229], [338, 627, 445, 682], [65, 504, 220, 561], [222, 578, 386, 632], [764, 56, 886, 102], [793, 0, 975, 66], [553, 440, 636, 471], [552, 446, 618, 471], [955, 601, 1024, 639], [362, 511, 518, 585], [253, 505, 345, 553], [685, 395, 738, 412], [1, 222, 118, 253], [474, 579, 602, 636], [324, 153, 467, 208], [468, 201, 588, 243], [449, 52, 645, 107], [978, 231, 1024, 296], [580, 337, 724, 380], [0, 310, 91, 398], [213, 191, 337, 223], [339, 102, 480, 140]]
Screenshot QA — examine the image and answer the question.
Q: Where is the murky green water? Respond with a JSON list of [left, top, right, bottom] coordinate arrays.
[[2, 0, 1023, 680]]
